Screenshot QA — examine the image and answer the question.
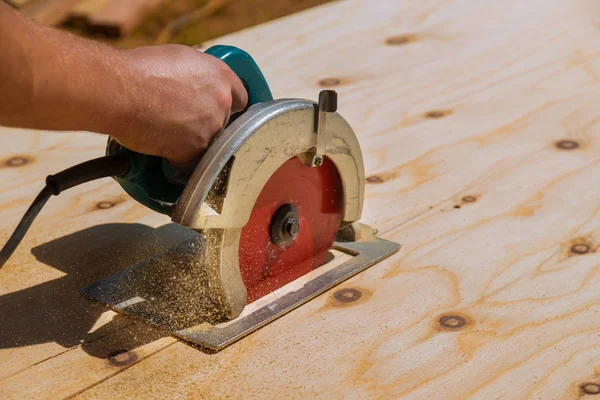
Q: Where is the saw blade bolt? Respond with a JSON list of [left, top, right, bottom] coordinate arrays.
[[284, 217, 300, 236], [270, 204, 301, 246]]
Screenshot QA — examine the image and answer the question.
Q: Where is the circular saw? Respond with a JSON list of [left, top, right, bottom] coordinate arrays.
[[0, 46, 400, 352]]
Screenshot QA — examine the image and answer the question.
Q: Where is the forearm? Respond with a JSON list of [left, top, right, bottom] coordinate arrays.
[[0, 3, 247, 165], [0, 3, 131, 134]]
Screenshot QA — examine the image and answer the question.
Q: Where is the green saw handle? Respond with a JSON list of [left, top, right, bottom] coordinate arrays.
[[106, 45, 273, 214]]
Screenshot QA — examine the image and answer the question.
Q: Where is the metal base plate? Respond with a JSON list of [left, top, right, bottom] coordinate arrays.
[[83, 234, 400, 352]]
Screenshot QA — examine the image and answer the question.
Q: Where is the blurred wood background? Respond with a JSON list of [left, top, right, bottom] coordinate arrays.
[[3, 0, 332, 46]]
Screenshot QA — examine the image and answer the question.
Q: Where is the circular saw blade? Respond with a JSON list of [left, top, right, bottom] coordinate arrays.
[[239, 155, 344, 303]]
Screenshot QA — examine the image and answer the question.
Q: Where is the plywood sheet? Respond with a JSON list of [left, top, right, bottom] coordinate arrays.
[[2, 0, 600, 398]]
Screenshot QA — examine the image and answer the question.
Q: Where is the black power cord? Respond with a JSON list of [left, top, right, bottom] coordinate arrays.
[[0, 154, 130, 269]]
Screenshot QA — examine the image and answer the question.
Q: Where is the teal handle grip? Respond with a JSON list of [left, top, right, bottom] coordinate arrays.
[[107, 45, 274, 215], [207, 45, 273, 116]]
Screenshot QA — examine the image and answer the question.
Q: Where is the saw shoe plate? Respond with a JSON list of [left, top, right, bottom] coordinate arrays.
[[83, 227, 400, 352]]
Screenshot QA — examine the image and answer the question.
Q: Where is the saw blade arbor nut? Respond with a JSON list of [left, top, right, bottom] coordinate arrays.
[[270, 204, 301, 246]]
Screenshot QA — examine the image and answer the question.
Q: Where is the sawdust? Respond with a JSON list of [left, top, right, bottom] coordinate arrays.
[[98, 230, 232, 331], [84, 159, 240, 332], [204, 157, 233, 214], [194, 322, 214, 332]]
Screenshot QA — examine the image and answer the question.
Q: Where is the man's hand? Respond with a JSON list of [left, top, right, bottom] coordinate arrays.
[[113, 45, 248, 166], [0, 3, 248, 166]]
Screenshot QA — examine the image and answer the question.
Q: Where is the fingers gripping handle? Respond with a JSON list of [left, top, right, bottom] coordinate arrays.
[[205, 45, 273, 111], [107, 45, 273, 215]]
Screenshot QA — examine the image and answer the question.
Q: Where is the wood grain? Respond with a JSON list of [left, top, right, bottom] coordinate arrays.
[[3, 0, 600, 398], [21, 0, 83, 25], [86, 0, 165, 37], [4, 0, 35, 9], [64, 0, 111, 29]]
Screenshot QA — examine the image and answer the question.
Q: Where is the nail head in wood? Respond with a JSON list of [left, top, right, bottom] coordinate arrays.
[[439, 315, 466, 329], [581, 383, 600, 395], [333, 288, 362, 303]]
